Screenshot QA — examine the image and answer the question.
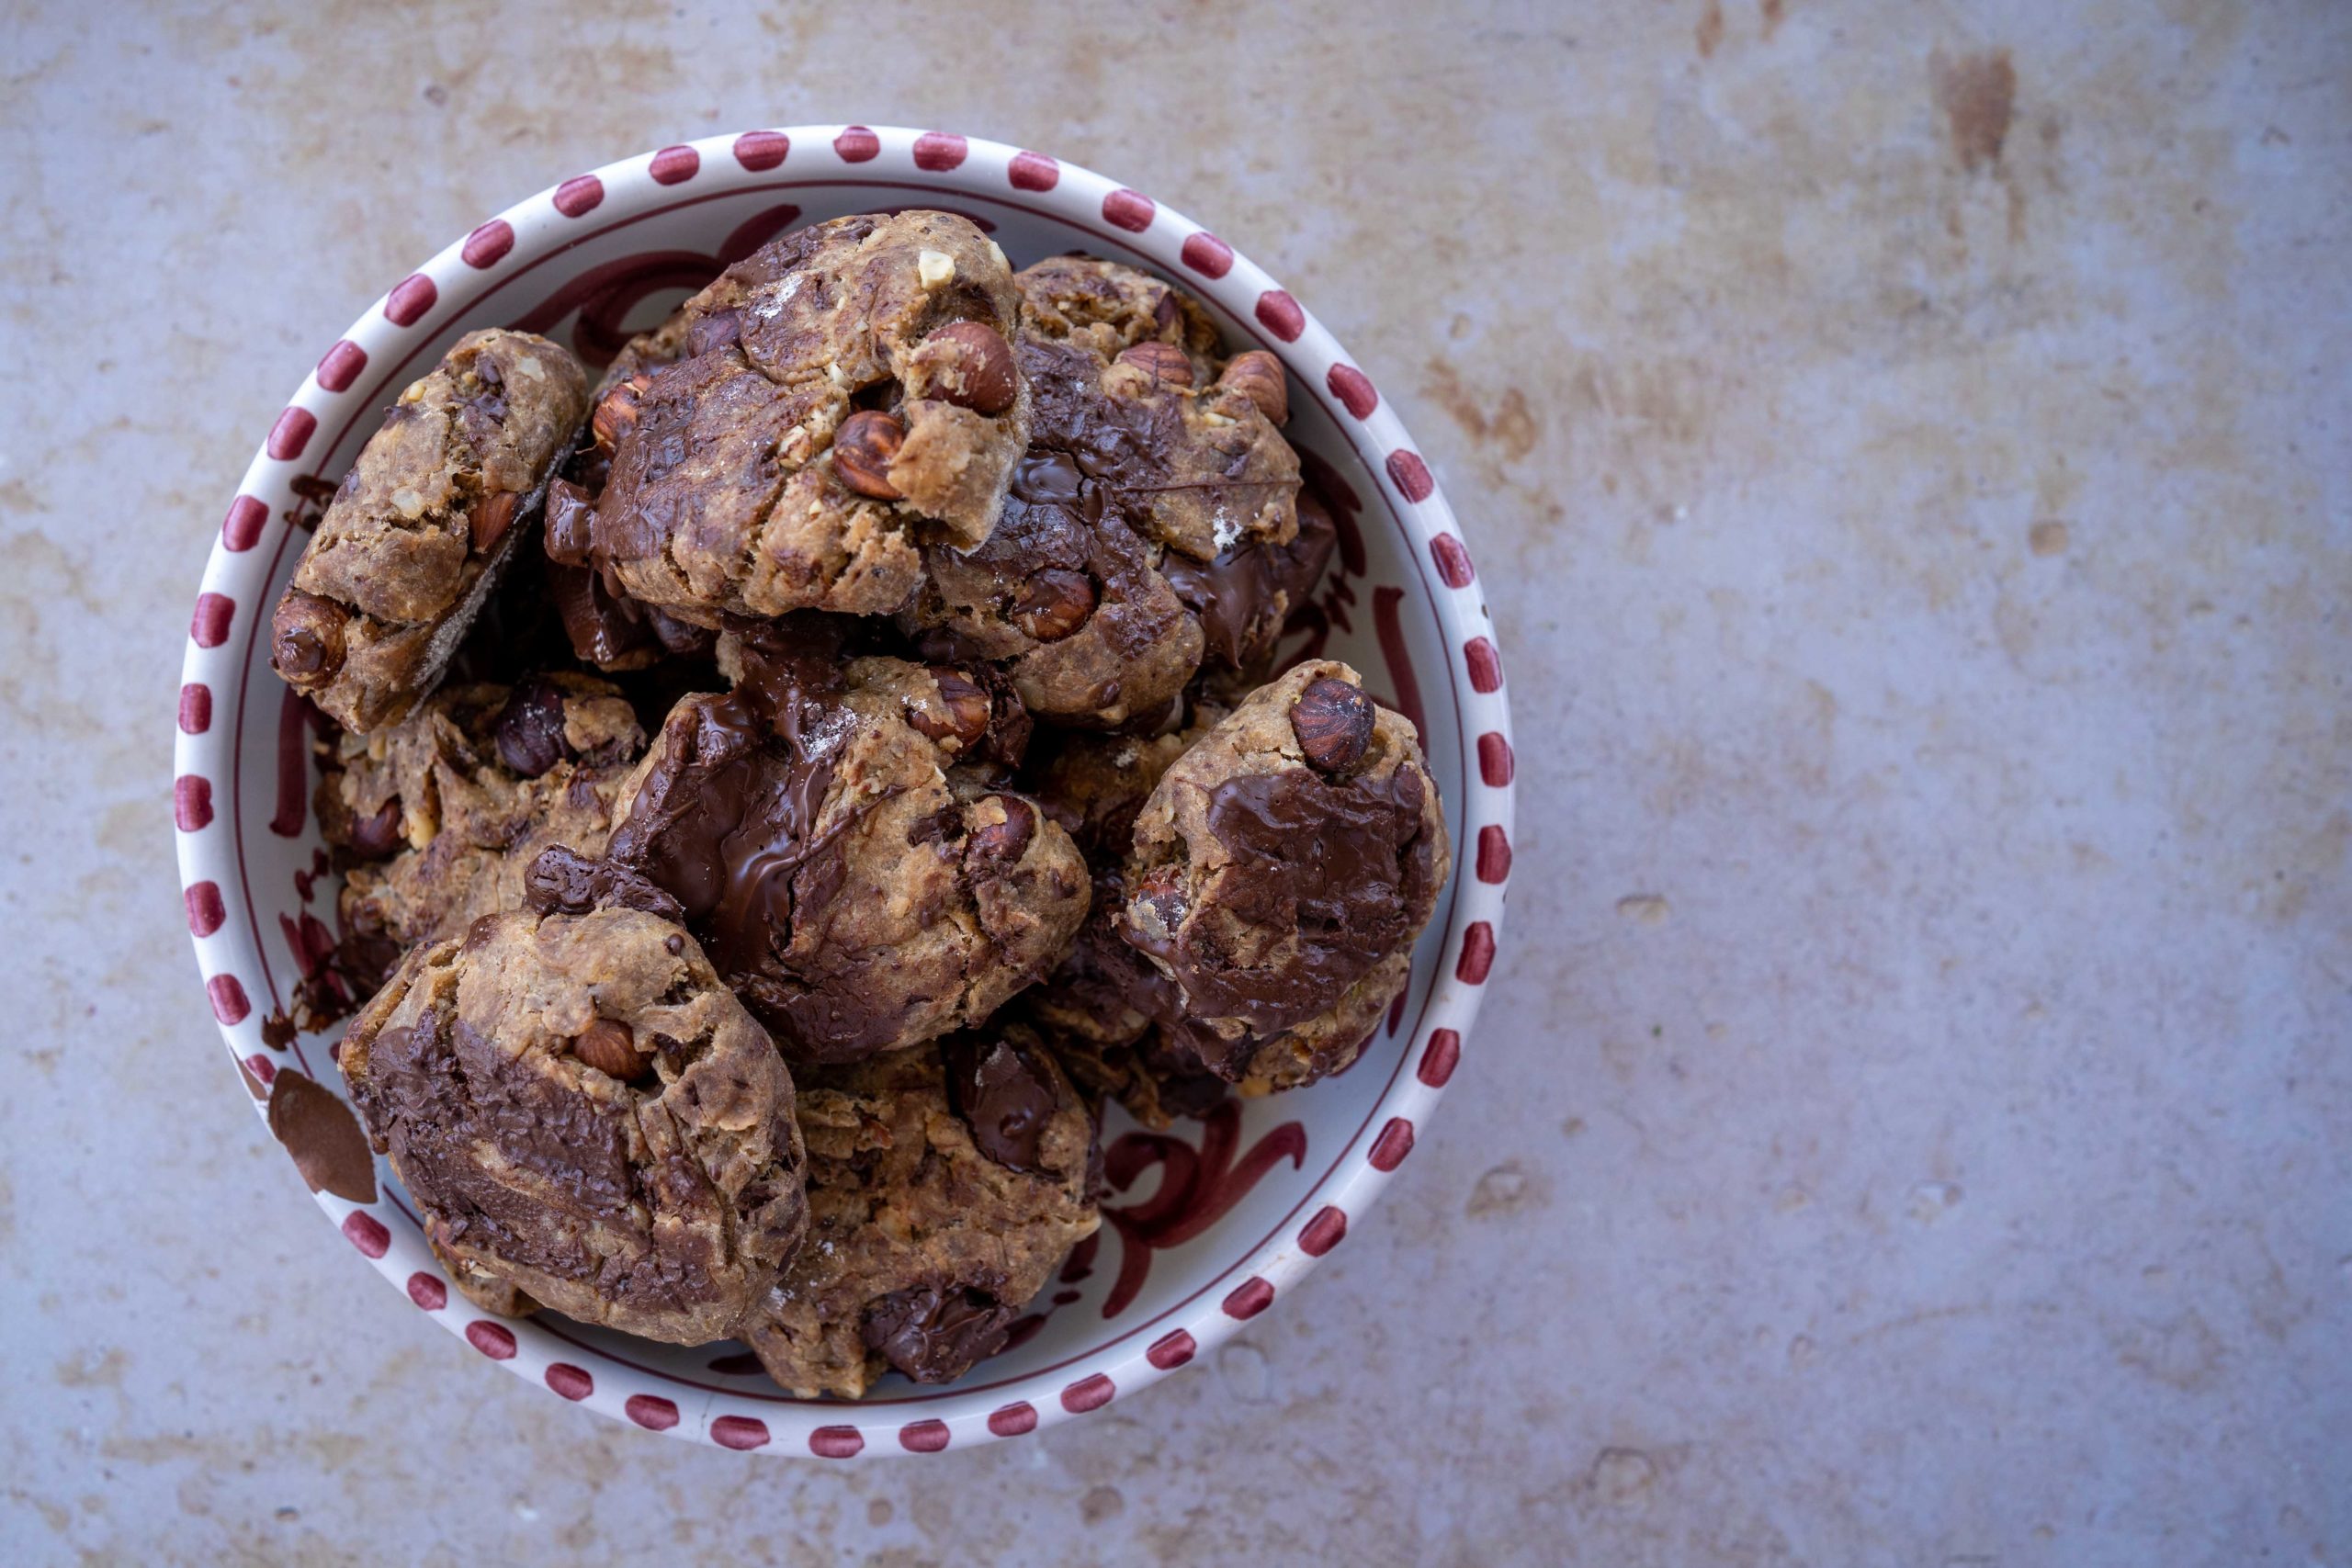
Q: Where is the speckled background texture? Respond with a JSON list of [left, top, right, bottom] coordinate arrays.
[[5, 1, 2347, 1562]]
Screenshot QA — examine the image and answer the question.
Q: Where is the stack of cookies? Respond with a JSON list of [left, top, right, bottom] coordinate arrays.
[[271, 213, 1451, 1398]]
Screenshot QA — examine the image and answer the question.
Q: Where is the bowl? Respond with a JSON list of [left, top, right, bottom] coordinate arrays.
[[172, 126, 1514, 1457]]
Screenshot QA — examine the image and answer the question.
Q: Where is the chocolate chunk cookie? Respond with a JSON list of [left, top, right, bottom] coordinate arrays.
[[551, 633, 1088, 1063], [1118, 660, 1450, 1092], [273, 330, 591, 733], [741, 1030, 1098, 1397], [560, 213, 1030, 623], [317, 675, 645, 992], [900, 257, 1310, 728], [342, 907, 809, 1344]]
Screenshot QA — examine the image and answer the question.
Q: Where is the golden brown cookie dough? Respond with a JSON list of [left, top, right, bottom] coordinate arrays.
[[272, 330, 591, 733], [902, 256, 1313, 728], [1117, 660, 1450, 1092], [560, 213, 1031, 623], [342, 908, 808, 1344], [741, 1030, 1099, 1397], [316, 675, 645, 992], [540, 629, 1088, 1064]]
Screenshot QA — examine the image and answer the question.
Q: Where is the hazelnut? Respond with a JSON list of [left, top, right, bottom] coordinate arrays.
[[908, 668, 992, 750], [590, 374, 653, 456], [966, 795, 1036, 865], [832, 410, 907, 501], [271, 590, 346, 684], [1289, 677, 1374, 773], [1116, 341, 1193, 389], [917, 249, 956, 289], [1009, 570, 1097, 643], [912, 321, 1018, 416], [571, 1017, 650, 1082], [468, 490, 518, 552], [1217, 351, 1289, 425], [347, 798, 404, 861]]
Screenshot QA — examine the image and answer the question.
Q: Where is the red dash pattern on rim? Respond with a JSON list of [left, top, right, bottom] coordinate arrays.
[[315, 340, 368, 392], [185, 881, 224, 935], [1476, 826, 1512, 884], [461, 220, 514, 267], [1255, 290, 1305, 342], [1008, 151, 1059, 190], [711, 1416, 770, 1450], [1369, 1119, 1417, 1171], [626, 1394, 679, 1431], [221, 495, 268, 550], [406, 1272, 447, 1310], [1060, 1373, 1115, 1414], [1464, 637, 1504, 693], [191, 593, 234, 648], [266, 408, 315, 461], [1329, 364, 1379, 418], [553, 175, 605, 217], [208, 973, 249, 1023], [1224, 1276, 1276, 1319], [1181, 231, 1234, 278], [1456, 923, 1497, 984], [1478, 733, 1515, 786], [808, 1426, 865, 1458], [1147, 1330, 1197, 1370], [833, 126, 880, 163], [988, 1403, 1038, 1438], [899, 1419, 952, 1453], [467, 1320, 517, 1359], [342, 1211, 390, 1258], [912, 131, 967, 171], [734, 131, 790, 171], [1299, 1206, 1349, 1257], [1102, 188, 1155, 232], [1389, 451, 1437, 506], [384, 273, 436, 326], [546, 1363, 594, 1401], [649, 145, 700, 185], [175, 775, 212, 831]]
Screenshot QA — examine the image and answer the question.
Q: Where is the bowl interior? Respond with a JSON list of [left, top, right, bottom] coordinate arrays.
[[180, 132, 1504, 1453]]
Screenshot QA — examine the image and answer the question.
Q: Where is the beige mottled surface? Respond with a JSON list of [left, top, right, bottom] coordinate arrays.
[[5, 1, 2349, 1562]]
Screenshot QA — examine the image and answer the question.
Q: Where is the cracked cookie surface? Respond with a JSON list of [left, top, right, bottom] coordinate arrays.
[[902, 257, 1317, 728], [273, 330, 591, 733], [741, 1029, 1098, 1398], [342, 907, 808, 1344], [1117, 660, 1450, 1091], [318, 674, 646, 993], [539, 629, 1088, 1063], [562, 213, 1029, 623]]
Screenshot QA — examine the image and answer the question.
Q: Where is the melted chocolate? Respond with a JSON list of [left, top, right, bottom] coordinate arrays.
[[1125, 765, 1434, 1034], [354, 1010, 726, 1312], [942, 1032, 1065, 1174], [859, 1280, 1016, 1383], [1159, 485, 1340, 671]]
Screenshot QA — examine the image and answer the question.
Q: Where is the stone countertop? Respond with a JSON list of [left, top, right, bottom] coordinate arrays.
[[4, 2, 2346, 1562]]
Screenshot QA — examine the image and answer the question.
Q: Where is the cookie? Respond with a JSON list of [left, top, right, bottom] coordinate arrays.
[[272, 330, 591, 733], [902, 257, 1312, 728], [537, 628, 1089, 1063], [741, 1029, 1099, 1397], [342, 907, 808, 1344], [318, 674, 646, 992], [556, 213, 1030, 623], [1118, 660, 1450, 1091]]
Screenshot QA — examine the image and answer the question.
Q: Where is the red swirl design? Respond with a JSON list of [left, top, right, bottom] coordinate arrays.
[[1097, 1102, 1306, 1319]]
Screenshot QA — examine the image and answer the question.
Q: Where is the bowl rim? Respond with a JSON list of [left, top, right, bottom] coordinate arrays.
[[172, 124, 1514, 1458]]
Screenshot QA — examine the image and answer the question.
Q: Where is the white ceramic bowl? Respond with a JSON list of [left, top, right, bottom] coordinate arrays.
[[173, 127, 1514, 1457]]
